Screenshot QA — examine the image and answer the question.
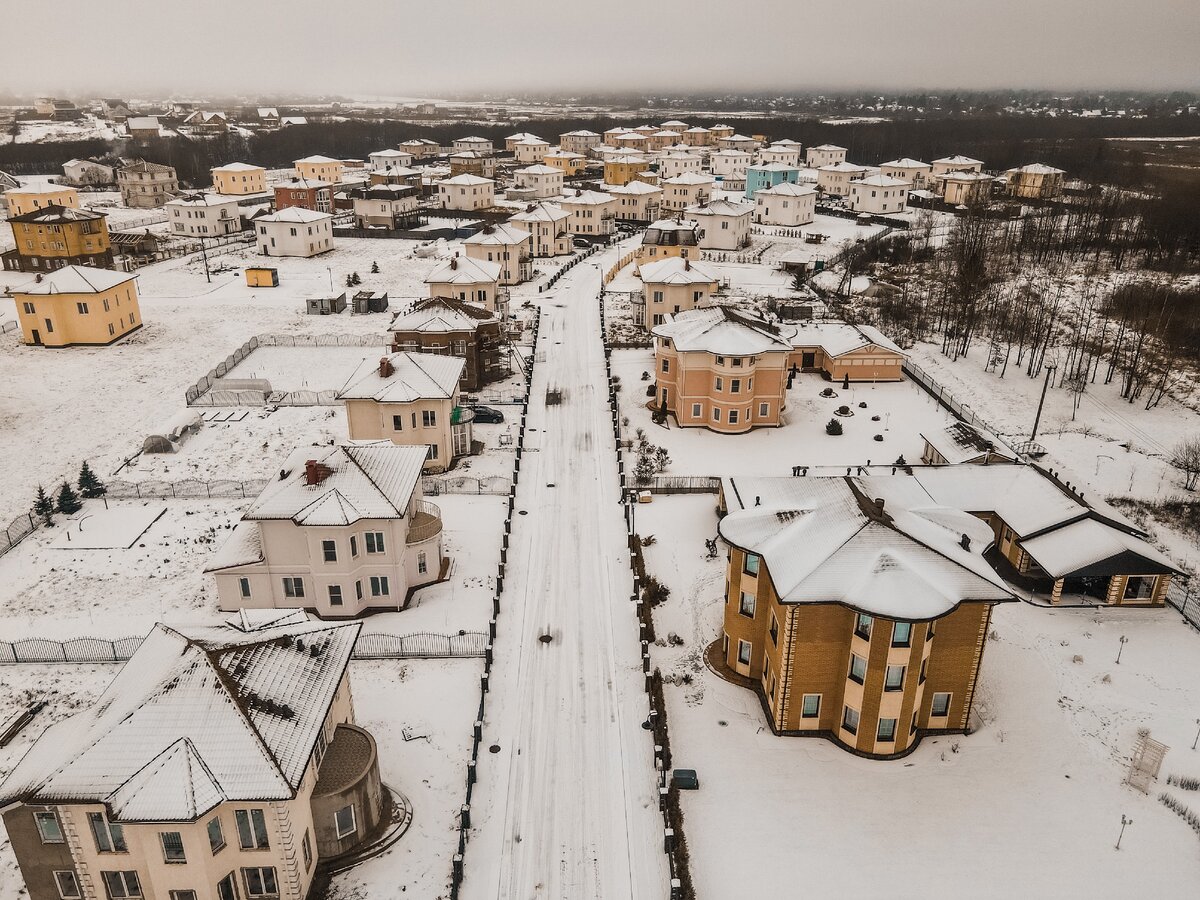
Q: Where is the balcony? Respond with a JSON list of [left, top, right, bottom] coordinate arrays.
[[406, 500, 443, 544]]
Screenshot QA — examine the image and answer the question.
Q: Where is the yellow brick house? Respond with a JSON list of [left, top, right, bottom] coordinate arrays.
[[9, 266, 143, 347]]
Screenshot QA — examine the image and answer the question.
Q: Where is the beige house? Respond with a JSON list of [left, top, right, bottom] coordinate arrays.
[[658, 152, 703, 180], [452, 136, 493, 155], [688, 199, 752, 250], [338, 353, 471, 473], [559, 130, 602, 154], [542, 150, 587, 175], [938, 171, 995, 205], [710, 149, 752, 182], [212, 441, 447, 614], [424, 254, 505, 317], [117, 160, 178, 208], [848, 174, 910, 214], [635, 256, 719, 329], [0, 613, 385, 900], [4, 183, 79, 217], [718, 133, 759, 152], [511, 164, 564, 200], [635, 218, 701, 263], [508, 202, 572, 257], [255, 208, 334, 258], [682, 126, 711, 147], [449, 151, 497, 179], [294, 156, 345, 186], [505, 132, 541, 152], [753, 180, 816, 226], [608, 180, 662, 222], [438, 173, 495, 210], [717, 474, 1015, 758], [759, 144, 802, 168], [805, 144, 848, 168], [653, 306, 791, 431], [930, 155, 984, 180], [368, 148, 415, 171], [647, 130, 682, 152], [1005, 163, 1066, 199], [708, 124, 735, 143], [211, 162, 266, 195], [660, 171, 714, 215], [880, 158, 932, 190], [463, 223, 532, 284], [399, 138, 441, 158], [817, 162, 874, 197], [789, 322, 906, 382], [513, 137, 551, 164], [558, 189, 617, 238]]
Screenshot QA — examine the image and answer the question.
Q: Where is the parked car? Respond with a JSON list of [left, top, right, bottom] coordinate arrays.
[[573, 237, 590, 248], [471, 405, 505, 424]]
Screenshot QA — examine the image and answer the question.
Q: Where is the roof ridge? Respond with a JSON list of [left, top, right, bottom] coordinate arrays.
[[340, 445, 407, 517]]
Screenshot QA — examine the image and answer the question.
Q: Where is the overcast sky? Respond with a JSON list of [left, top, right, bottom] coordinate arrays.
[[7, 0, 1199, 99]]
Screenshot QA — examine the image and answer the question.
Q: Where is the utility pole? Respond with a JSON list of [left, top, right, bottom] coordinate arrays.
[[1030, 364, 1056, 441], [200, 236, 210, 283]]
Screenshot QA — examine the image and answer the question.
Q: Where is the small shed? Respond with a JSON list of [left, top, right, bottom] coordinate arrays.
[[352, 290, 389, 314], [246, 267, 279, 288], [143, 409, 203, 453], [306, 293, 347, 315]]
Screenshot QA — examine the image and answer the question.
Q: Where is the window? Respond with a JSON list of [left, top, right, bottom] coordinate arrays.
[[728, 409, 739, 425], [842, 705, 860, 735], [302, 831, 313, 871], [235, 809, 269, 850], [208, 816, 225, 854], [217, 874, 237, 900], [892, 621, 912, 647], [282, 577, 304, 598], [919, 658, 927, 684], [365, 532, 385, 554], [422, 410, 437, 427], [743, 552, 760, 576], [237, 577, 251, 599], [89, 812, 126, 853], [100, 872, 141, 899], [170, 893, 197, 900], [322, 539, 337, 562], [758, 402, 769, 417], [417, 551, 428, 575], [160, 831, 186, 863], [877, 717, 897, 742], [350, 535, 359, 557], [736, 639, 751, 666], [931, 692, 952, 717], [54, 872, 81, 899], [242, 867, 278, 898], [712, 407, 721, 422], [801, 694, 821, 718], [884, 665, 905, 691], [392, 414, 404, 431], [660, 358, 669, 373], [370, 575, 390, 597], [691, 403, 701, 417], [769, 611, 779, 645], [854, 614, 872, 640], [328, 585, 344, 606], [76, 302, 89, 314], [739, 591, 756, 617], [730, 379, 741, 394], [335, 804, 357, 839], [22, 302, 34, 314], [714, 376, 723, 391], [848, 654, 867, 684], [34, 810, 64, 843], [355, 580, 363, 601]]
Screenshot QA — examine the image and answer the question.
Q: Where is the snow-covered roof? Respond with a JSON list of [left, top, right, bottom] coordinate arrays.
[[370, 148, 412, 158], [257, 206, 332, 224], [516, 164, 562, 176], [852, 174, 910, 188], [748, 162, 801, 174], [509, 202, 569, 223], [211, 162, 264, 172], [684, 126, 710, 134], [167, 192, 238, 208], [819, 162, 872, 173], [1019, 518, 1178, 579], [687, 199, 753, 218], [1007, 163, 1065, 175], [937, 171, 995, 183], [126, 116, 159, 130], [0, 616, 360, 820], [933, 155, 984, 166], [562, 130, 600, 137], [638, 256, 718, 285], [712, 149, 751, 158], [294, 155, 342, 164], [507, 132, 542, 141], [337, 353, 464, 405], [5, 181, 76, 195], [789, 321, 905, 357], [559, 189, 614, 206], [810, 144, 848, 152], [276, 177, 331, 190], [882, 158, 931, 169], [515, 136, 550, 146], [204, 521, 264, 571], [245, 442, 429, 524], [608, 180, 662, 195], [720, 476, 1013, 618], [920, 422, 1015, 465], [8, 265, 136, 296], [662, 151, 702, 161], [543, 150, 585, 159], [257, 107, 279, 118], [756, 181, 817, 198], [653, 306, 792, 355], [425, 255, 501, 284], [440, 173, 494, 186], [463, 223, 530, 245], [662, 171, 714, 186], [455, 136, 491, 144], [769, 138, 801, 147], [391, 296, 496, 333], [606, 155, 648, 165]]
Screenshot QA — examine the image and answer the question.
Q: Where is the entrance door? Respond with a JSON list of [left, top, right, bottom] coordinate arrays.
[[801, 352, 816, 369], [30, 329, 41, 346]]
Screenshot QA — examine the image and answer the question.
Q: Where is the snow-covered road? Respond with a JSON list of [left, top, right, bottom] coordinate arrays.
[[462, 249, 668, 900]]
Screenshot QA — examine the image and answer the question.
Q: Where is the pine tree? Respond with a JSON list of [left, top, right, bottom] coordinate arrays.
[[370, 261, 380, 274], [346, 273, 355, 287], [351, 272, 362, 285], [56, 482, 82, 515], [78, 461, 106, 498], [33, 485, 54, 526]]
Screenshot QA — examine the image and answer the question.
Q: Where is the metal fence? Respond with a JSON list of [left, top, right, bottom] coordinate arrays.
[[422, 475, 513, 496], [1167, 577, 1200, 631], [106, 478, 270, 500], [902, 360, 1018, 456], [626, 475, 722, 494], [0, 631, 488, 664], [0, 512, 38, 560]]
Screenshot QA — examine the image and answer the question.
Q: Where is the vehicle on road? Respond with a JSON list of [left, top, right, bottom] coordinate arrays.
[[471, 405, 505, 424]]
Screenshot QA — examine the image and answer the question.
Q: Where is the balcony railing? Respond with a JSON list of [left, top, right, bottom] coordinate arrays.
[[406, 500, 443, 544]]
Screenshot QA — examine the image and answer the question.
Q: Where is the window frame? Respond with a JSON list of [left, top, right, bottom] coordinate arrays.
[[207, 816, 226, 855], [241, 866, 278, 898], [877, 717, 898, 742], [848, 653, 867, 685], [931, 692, 952, 718], [884, 664, 906, 692], [160, 830, 186, 864], [854, 613, 872, 641], [89, 812, 127, 854], [100, 871, 141, 899], [891, 621, 912, 647], [334, 804, 358, 840], [34, 810, 64, 844], [743, 552, 760, 576], [234, 809, 270, 851], [738, 590, 756, 618], [801, 694, 821, 719], [736, 639, 751, 666], [54, 871, 82, 900], [842, 705, 860, 735]]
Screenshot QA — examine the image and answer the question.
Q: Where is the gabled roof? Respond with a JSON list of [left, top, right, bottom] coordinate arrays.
[[391, 296, 497, 333], [687, 199, 752, 218], [126, 116, 159, 130], [295, 155, 342, 164], [720, 476, 1013, 618], [662, 171, 714, 186], [756, 181, 816, 197], [337, 353, 464, 405], [1020, 518, 1178, 579], [0, 616, 360, 821], [463, 223, 530, 245], [7, 204, 103, 224], [638, 256, 718, 285], [920, 422, 1015, 465], [881, 158, 931, 169], [509, 202, 569, 223], [246, 442, 429, 524], [789, 321, 905, 357], [257, 206, 332, 224], [425, 254, 501, 284], [8, 265, 135, 296], [933, 155, 984, 166], [653, 306, 791, 355]]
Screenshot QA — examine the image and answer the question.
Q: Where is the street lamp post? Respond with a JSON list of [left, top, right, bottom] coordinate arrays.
[[1030, 364, 1057, 442], [1115, 814, 1132, 850], [1116, 634, 1128, 665]]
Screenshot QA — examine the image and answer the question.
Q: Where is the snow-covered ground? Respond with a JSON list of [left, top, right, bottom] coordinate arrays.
[[637, 494, 1200, 900]]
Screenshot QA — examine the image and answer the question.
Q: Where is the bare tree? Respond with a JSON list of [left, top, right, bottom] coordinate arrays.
[[1169, 435, 1200, 491]]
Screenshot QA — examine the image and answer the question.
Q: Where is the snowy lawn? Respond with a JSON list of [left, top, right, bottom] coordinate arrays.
[[612, 349, 957, 478], [219, 345, 389, 393], [638, 495, 1200, 900], [329, 658, 481, 900]]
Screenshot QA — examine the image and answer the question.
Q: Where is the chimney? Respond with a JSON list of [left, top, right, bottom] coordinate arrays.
[[304, 459, 332, 486], [379, 356, 394, 378], [960, 533, 972, 551], [576, 189, 582, 196], [684, 258, 691, 271], [450, 256, 458, 270], [874, 497, 885, 515], [35, 273, 43, 283]]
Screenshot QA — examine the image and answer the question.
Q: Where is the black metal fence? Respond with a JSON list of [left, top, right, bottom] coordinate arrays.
[[1167, 577, 1200, 631]]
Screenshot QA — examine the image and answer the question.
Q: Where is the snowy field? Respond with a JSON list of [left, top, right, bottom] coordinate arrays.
[[638, 494, 1200, 900], [612, 349, 957, 479]]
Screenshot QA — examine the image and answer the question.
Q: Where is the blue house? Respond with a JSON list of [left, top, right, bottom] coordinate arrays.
[[744, 163, 802, 200]]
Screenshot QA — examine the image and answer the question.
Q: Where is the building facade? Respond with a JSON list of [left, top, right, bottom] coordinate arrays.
[[274, 178, 334, 214], [390, 297, 507, 391], [2, 206, 113, 273], [438, 174, 495, 211], [255, 208, 334, 257], [463, 223, 532, 285], [9, 266, 142, 347], [166, 193, 242, 237], [4, 183, 80, 217], [117, 160, 178, 208], [211, 163, 266, 195], [635, 256, 719, 328], [424, 254, 505, 316], [753, 181, 816, 226]]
